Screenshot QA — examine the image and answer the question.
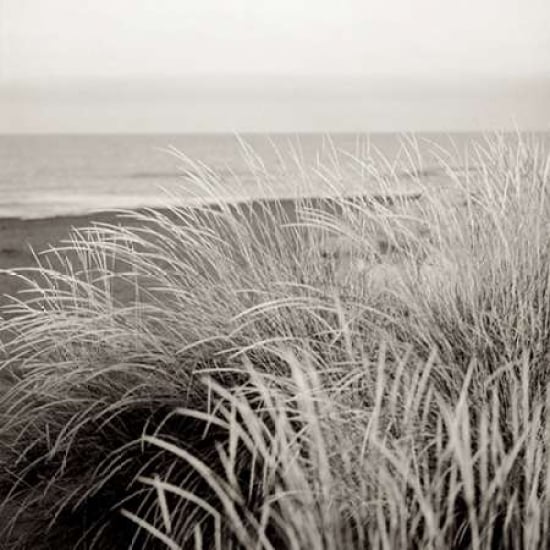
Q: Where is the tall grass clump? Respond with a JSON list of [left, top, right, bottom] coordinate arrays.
[[0, 133, 549, 548]]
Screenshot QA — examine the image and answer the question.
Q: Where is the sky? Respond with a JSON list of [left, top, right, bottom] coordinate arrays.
[[1, 0, 550, 132]]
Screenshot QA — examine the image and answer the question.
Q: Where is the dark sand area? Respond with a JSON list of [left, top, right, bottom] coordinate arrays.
[[0, 211, 125, 307], [0, 192, 423, 312], [0, 199, 305, 308]]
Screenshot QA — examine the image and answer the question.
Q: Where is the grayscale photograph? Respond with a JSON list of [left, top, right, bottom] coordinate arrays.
[[0, 1, 549, 548]]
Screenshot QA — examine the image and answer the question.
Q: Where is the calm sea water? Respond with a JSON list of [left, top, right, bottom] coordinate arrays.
[[0, 132, 535, 219]]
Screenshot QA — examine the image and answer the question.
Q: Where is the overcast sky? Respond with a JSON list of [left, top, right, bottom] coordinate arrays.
[[1, 0, 550, 132]]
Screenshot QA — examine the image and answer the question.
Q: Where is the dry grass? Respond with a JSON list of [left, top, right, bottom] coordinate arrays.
[[0, 134, 549, 549]]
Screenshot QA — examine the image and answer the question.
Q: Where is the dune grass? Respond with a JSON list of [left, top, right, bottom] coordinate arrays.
[[0, 134, 550, 549]]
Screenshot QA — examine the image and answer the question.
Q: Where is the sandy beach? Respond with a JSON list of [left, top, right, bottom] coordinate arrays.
[[1, 192, 422, 309], [0, 211, 123, 306], [0, 199, 308, 308]]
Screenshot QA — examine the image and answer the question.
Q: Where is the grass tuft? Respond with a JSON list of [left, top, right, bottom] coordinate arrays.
[[1, 134, 550, 549]]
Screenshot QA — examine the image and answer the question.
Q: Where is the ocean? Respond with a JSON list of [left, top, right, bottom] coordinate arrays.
[[0, 132, 539, 219]]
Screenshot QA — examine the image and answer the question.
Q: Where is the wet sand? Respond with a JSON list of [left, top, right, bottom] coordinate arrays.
[[0, 199, 306, 308], [0, 192, 424, 312], [0, 211, 125, 306]]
